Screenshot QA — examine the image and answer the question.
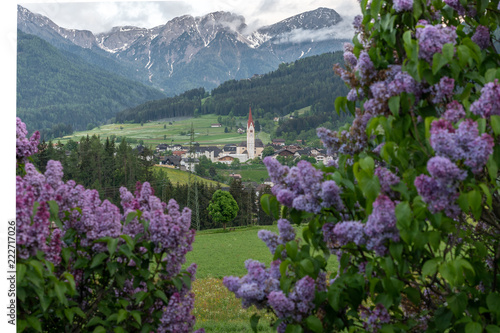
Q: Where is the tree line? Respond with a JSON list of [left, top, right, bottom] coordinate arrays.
[[32, 136, 273, 230]]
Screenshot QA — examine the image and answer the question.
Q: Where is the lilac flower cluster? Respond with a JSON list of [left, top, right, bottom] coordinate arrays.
[[444, 0, 477, 16], [268, 276, 316, 323], [360, 304, 391, 332], [158, 291, 197, 333], [323, 195, 399, 256], [393, 0, 413, 12], [472, 25, 490, 50], [223, 259, 281, 309], [258, 219, 296, 255], [415, 156, 467, 217], [470, 79, 500, 118], [443, 101, 465, 123], [356, 51, 376, 85], [365, 195, 400, 256], [416, 21, 457, 63], [429, 77, 455, 104], [16, 117, 40, 163], [263, 157, 344, 214], [374, 167, 400, 197], [430, 119, 494, 173]]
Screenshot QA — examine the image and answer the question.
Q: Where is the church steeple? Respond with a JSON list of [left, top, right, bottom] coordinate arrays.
[[247, 106, 255, 159], [247, 107, 254, 128]]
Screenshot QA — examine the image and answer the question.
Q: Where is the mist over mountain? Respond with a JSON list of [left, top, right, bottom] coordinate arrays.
[[17, 5, 352, 95]]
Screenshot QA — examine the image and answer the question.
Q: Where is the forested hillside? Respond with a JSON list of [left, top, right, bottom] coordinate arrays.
[[115, 52, 349, 123], [17, 30, 166, 138]]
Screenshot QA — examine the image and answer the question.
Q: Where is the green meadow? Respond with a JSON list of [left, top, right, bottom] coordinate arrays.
[[57, 114, 272, 147], [153, 166, 229, 188], [186, 225, 338, 332]]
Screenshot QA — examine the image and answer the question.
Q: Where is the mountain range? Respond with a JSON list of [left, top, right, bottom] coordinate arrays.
[[17, 5, 351, 95]]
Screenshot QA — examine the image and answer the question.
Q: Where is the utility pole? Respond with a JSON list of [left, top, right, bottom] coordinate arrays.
[[187, 123, 200, 230]]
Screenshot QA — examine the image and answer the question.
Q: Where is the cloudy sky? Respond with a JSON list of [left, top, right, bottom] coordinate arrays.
[[19, 0, 361, 34]]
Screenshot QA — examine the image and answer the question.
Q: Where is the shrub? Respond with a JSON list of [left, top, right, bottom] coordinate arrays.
[[16, 118, 204, 332], [225, 1, 500, 332]]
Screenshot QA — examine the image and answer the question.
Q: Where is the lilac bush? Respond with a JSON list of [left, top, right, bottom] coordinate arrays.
[[16, 118, 202, 332], [226, 0, 500, 332]]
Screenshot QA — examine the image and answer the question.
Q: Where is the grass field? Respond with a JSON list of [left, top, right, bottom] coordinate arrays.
[[154, 166, 229, 188], [186, 225, 338, 332], [56, 114, 272, 147], [220, 167, 270, 183]]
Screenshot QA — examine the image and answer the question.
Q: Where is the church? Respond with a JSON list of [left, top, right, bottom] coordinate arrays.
[[236, 107, 264, 159]]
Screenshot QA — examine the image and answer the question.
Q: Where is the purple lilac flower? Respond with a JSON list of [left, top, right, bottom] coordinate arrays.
[[430, 119, 494, 173], [470, 79, 500, 118], [277, 219, 296, 244], [223, 259, 281, 309], [444, 0, 465, 15], [360, 304, 391, 332], [443, 101, 465, 123], [344, 43, 354, 53], [365, 195, 399, 256], [472, 25, 490, 50], [344, 51, 358, 68], [258, 230, 279, 254], [416, 22, 457, 63], [393, 0, 413, 12], [158, 292, 196, 333], [353, 15, 363, 33], [268, 291, 295, 318], [430, 77, 455, 104], [415, 157, 465, 218], [347, 88, 364, 101], [16, 117, 40, 163], [263, 157, 344, 214], [333, 221, 366, 246], [356, 51, 376, 85], [427, 156, 467, 182], [374, 167, 400, 196]]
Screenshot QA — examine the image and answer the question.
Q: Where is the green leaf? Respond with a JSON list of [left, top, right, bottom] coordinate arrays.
[[487, 293, 500, 314], [114, 328, 127, 333], [17, 263, 27, 281], [395, 201, 412, 230], [335, 96, 347, 114], [28, 260, 44, 278], [442, 43, 454, 62], [47, 200, 63, 230], [306, 316, 323, 333], [468, 189, 482, 220], [465, 322, 483, 333], [486, 325, 500, 333], [250, 314, 260, 333], [124, 211, 138, 226], [26, 316, 42, 332], [448, 293, 467, 317], [117, 309, 128, 324], [261, 194, 280, 220], [479, 183, 492, 208], [286, 241, 298, 260], [491, 116, 500, 137], [432, 52, 448, 74], [130, 311, 142, 325], [93, 326, 107, 333], [64, 308, 75, 323], [371, 0, 383, 17], [300, 258, 314, 274], [388, 96, 400, 116], [54, 282, 67, 305], [90, 252, 109, 269], [422, 258, 440, 277], [107, 237, 119, 255], [403, 287, 421, 305], [154, 290, 169, 304], [285, 324, 304, 333]]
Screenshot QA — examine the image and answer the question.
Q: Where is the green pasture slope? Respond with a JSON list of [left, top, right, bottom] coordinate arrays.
[[153, 166, 229, 188], [57, 114, 271, 147], [186, 225, 338, 332]]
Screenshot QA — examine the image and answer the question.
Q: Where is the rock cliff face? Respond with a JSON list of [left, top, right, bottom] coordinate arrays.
[[18, 5, 352, 95]]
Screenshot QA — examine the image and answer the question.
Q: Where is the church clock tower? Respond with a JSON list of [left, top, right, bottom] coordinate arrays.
[[247, 107, 255, 159]]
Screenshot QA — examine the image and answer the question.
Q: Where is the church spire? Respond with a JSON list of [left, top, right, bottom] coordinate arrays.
[[247, 107, 254, 128]]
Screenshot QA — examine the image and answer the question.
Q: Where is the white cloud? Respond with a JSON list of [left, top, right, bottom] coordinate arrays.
[[19, 0, 361, 34]]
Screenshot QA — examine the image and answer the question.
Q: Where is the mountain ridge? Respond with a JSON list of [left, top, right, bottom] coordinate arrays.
[[18, 5, 351, 94]]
